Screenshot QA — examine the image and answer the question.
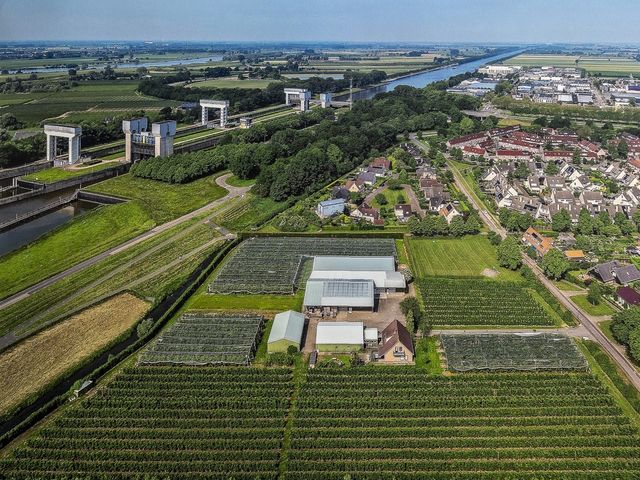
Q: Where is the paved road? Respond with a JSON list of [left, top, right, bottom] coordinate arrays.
[[0, 173, 249, 311], [443, 154, 640, 390]]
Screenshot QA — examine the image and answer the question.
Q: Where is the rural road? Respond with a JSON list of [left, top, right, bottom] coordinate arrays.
[[0, 172, 249, 312], [437, 147, 640, 391]]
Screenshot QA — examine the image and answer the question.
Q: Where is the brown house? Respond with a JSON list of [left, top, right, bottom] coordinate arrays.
[[522, 227, 553, 257], [377, 320, 414, 363]]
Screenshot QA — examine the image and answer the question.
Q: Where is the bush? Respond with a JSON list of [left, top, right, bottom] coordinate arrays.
[[136, 318, 154, 339]]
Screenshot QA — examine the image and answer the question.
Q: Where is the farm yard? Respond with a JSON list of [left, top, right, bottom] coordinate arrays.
[[208, 236, 397, 294], [440, 333, 588, 371], [418, 278, 557, 327], [139, 313, 264, 365], [503, 54, 640, 76]]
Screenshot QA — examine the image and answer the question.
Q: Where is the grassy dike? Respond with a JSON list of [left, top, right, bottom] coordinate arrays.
[[0, 173, 227, 300]]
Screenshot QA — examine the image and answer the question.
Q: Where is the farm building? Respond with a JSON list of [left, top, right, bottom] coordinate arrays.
[[376, 320, 414, 363], [315, 321, 364, 353], [303, 256, 406, 315], [316, 198, 345, 218], [267, 310, 305, 353]]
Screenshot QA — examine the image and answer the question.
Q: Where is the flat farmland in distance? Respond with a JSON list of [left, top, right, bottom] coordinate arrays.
[[504, 54, 640, 76], [407, 235, 519, 280], [1, 80, 176, 124], [186, 77, 278, 89], [0, 293, 148, 419]]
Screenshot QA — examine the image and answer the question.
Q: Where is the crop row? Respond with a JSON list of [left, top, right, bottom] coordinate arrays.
[[208, 237, 396, 294], [0, 367, 292, 479], [418, 278, 555, 326]]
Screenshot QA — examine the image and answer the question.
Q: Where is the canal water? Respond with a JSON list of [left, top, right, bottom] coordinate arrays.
[[336, 48, 526, 101], [0, 199, 99, 257]]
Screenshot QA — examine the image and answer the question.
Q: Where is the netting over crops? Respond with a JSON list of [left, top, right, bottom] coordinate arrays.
[[441, 333, 588, 372], [208, 237, 397, 294], [138, 313, 264, 366]]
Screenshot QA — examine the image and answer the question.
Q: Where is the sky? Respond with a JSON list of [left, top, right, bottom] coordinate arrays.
[[1, 0, 639, 44]]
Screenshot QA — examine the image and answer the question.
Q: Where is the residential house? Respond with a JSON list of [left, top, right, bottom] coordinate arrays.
[[570, 175, 591, 192], [592, 261, 640, 285], [351, 203, 385, 225], [356, 171, 377, 186], [526, 175, 543, 194], [376, 320, 414, 363], [551, 189, 575, 205], [522, 227, 553, 257], [544, 150, 574, 162], [462, 145, 486, 158], [616, 287, 640, 309], [331, 185, 351, 200], [446, 132, 488, 149], [345, 179, 364, 193], [394, 204, 412, 221], [546, 176, 566, 190], [370, 157, 391, 172], [579, 191, 605, 212], [495, 149, 532, 162], [438, 203, 461, 224]]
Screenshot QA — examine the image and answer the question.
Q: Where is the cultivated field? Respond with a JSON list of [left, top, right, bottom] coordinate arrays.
[[0, 367, 293, 479], [0, 293, 148, 419], [209, 236, 396, 294], [407, 235, 514, 278], [287, 368, 640, 479], [139, 312, 264, 365], [504, 54, 640, 76], [1, 81, 176, 124], [186, 77, 278, 89], [441, 333, 588, 371], [418, 278, 556, 327]]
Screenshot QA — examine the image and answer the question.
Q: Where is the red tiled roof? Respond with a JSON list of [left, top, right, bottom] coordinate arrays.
[[378, 320, 414, 356]]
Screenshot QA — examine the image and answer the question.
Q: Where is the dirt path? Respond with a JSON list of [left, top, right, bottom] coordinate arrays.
[[0, 173, 249, 311]]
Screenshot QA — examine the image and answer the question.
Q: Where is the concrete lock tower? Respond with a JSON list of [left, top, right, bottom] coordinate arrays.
[[122, 117, 148, 163], [284, 88, 311, 112], [122, 118, 176, 162], [320, 92, 332, 109], [43, 124, 82, 165], [200, 99, 229, 127]]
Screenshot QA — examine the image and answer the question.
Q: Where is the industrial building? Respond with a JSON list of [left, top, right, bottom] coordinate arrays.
[[315, 321, 364, 353], [267, 310, 305, 353], [122, 118, 176, 162], [303, 256, 406, 315]]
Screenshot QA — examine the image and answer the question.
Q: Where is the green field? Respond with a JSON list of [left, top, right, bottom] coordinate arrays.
[[21, 162, 119, 183], [86, 173, 227, 224], [186, 77, 279, 89], [418, 277, 558, 327], [225, 175, 255, 187], [504, 54, 640, 76], [0, 173, 227, 301], [407, 235, 519, 280], [1, 80, 176, 124], [188, 292, 304, 312], [572, 294, 617, 316]]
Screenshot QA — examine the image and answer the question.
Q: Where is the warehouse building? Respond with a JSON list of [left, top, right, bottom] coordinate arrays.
[[315, 321, 364, 353], [303, 256, 406, 315], [267, 310, 305, 353]]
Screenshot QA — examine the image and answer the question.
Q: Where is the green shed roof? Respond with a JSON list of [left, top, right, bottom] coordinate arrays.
[[268, 310, 305, 345]]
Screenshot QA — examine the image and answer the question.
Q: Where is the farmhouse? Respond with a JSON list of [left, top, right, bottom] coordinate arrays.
[[522, 227, 553, 257], [376, 320, 414, 363], [592, 261, 640, 285], [267, 311, 305, 353], [315, 321, 364, 353]]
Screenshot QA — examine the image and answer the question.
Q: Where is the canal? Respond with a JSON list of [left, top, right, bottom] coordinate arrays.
[[0, 199, 99, 257], [336, 48, 526, 101]]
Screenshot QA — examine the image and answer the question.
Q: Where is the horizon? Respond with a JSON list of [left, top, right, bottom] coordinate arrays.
[[2, 0, 640, 43]]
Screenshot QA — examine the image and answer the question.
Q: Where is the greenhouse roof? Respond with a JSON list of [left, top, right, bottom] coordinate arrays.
[[304, 279, 374, 308], [268, 310, 305, 345]]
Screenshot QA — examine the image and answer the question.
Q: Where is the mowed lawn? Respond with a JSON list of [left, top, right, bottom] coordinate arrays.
[[0, 293, 148, 419], [407, 235, 519, 280]]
